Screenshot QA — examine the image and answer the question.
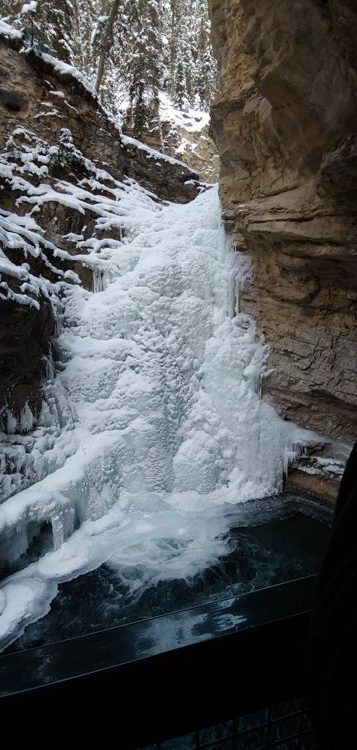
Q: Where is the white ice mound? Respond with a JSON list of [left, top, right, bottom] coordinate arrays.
[[0, 183, 311, 650]]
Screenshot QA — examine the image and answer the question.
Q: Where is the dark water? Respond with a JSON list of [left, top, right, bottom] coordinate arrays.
[[6, 493, 332, 653]]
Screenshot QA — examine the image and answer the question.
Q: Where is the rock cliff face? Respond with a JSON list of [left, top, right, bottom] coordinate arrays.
[[209, 0, 357, 483]]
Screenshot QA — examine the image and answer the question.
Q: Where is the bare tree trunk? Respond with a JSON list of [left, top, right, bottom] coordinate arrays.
[[71, 0, 83, 68], [170, 0, 179, 98], [95, 0, 121, 96]]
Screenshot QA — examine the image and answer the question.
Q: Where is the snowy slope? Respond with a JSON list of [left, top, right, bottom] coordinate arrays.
[[0, 167, 313, 649], [120, 92, 218, 182]]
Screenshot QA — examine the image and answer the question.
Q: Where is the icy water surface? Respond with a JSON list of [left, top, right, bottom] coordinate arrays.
[[5, 493, 331, 652]]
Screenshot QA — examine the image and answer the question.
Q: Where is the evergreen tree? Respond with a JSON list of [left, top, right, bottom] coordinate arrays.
[[2, 0, 76, 63], [1, 0, 217, 127], [95, 0, 121, 94], [121, 0, 164, 138], [89, 0, 216, 119], [193, 0, 216, 106], [175, 59, 185, 109], [169, 0, 179, 97]]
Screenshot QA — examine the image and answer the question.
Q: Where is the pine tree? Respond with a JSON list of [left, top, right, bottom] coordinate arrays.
[[85, 0, 216, 122], [123, 0, 164, 138], [1, 0, 217, 128], [3, 0, 76, 64], [193, 0, 216, 106], [95, 0, 121, 95], [72, 0, 104, 83], [175, 59, 185, 108], [169, 0, 179, 98]]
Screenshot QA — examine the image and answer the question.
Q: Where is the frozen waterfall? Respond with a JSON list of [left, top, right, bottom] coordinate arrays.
[[0, 184, 309, 650]]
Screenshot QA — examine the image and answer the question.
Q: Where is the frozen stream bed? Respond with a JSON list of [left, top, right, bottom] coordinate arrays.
[[1, 178, 316, 652], [3, 493, 331, 653], [3, 493, 332, 653]]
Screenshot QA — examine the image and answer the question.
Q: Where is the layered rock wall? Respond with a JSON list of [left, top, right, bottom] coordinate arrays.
[[209, 0, 357, 453]]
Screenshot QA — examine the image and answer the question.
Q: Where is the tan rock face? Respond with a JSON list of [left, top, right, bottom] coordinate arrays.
[[209, 0, 357, 446]]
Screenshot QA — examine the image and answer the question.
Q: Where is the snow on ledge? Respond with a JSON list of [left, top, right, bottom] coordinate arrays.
[[0, 20, 23, 40], [121, 133, 194, 172], [34, 51, 95, 96]]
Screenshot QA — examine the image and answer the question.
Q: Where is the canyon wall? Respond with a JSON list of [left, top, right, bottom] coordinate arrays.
[[209, 0, 357, 488]]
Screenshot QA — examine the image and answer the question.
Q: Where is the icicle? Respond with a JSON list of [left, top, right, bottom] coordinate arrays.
[[19, 403, 34, 434], [92, 268, 108, 293], [45, 354, 55, 382], [50, 496, 76, 550], [228, 268, 237, 318], [54, 314, 63, 337], [6, 411, 17, 435]]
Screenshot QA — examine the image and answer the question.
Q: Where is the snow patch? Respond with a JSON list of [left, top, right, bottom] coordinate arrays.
[[0, 20, 22, 40], [121, 133, 192, 171]]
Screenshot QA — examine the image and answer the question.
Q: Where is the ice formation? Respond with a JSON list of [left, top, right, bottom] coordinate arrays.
[[0, 166, 312, 650]]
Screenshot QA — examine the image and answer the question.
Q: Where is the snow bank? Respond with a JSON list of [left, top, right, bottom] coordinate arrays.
[[159, 91, 210, 134]]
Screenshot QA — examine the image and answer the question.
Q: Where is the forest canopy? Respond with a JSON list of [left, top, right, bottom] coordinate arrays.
[[1, 0, 216, 138]]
